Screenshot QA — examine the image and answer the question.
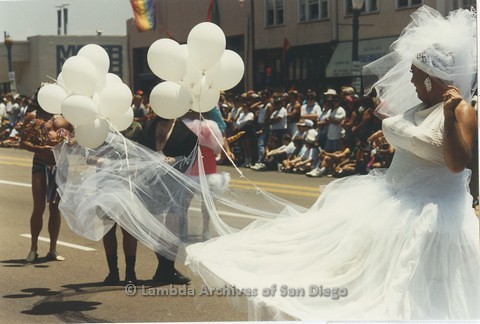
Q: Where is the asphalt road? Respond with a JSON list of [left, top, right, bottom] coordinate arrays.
[[0, 147, 334, 322]]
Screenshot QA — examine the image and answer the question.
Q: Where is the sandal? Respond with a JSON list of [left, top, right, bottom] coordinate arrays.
[[25, 250, 38, 263], [46, 251, 65, 261]]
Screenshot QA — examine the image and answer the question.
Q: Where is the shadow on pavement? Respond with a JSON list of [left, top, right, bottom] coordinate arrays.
[[21, 300, 102, 315], [4, 287, 60, 299], [0, 257, 55, 268], [62, 279, 184, 292]]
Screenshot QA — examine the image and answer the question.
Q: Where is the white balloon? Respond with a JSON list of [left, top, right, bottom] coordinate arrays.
[[181, 60, 203, 91], [109, 107, 134, 131], [187, 22, 226, 71], [56, 72, 68, 91], [61, 95, 99, 126], [180, 43, 188, 55], [96, 75, 107, 92], [105, 73, 123, 85], [189, 80, 203, 97], [98, 83, 133, 119], [75, 118, 109, 149], [97, 73, 123, 92], [150, 81, 192, 119], [147, 38, 187, 82], [92, 92, 101, 105], [37, 84, 68, 114], [205, 50, 244, 90], [191, 80, 220, 113], [62, 56, 98, 97], [77, 44, 110, 76]]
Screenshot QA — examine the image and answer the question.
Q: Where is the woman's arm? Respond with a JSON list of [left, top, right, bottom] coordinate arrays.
[[287, 102, 301, 119], [352, 108, 373, 133], [223, 136, 235, 161], [367, 130, 390, 150], [443, 86, 477, 173], [337, 158, 352, 168], [154, 119, 175, 153]]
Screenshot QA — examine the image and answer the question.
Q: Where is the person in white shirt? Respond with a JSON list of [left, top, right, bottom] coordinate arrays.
[[283, 129, 319, 174], [6, 95, 20, 126], [267, 134, 296, 159], [286, 90, 302, 136], [251, 90, 273, 167], [251, 94, 289, 171], [18, 97, 29, 123], [291, 118, 314, 140], [0, 97, 6, 121], [300, 90, 321, 123], [317, 89, 337, 149], [269, 94, 288, 141], [325, 94, 346, 152], [235, 97, 255, 167]]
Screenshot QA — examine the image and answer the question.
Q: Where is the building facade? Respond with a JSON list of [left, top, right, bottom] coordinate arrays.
[[127, 0, 475, 95], [0, 35, 128, 96], [0, 0, 474, 97]]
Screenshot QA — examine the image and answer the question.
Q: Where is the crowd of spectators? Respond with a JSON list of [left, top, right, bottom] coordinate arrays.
[[2, 85, 395, 179], [0, 92, 31, 148], [217, 86, 394, 178]]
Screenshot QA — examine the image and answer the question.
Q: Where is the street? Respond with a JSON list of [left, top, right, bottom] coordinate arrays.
[[0, 146, 334, 322]]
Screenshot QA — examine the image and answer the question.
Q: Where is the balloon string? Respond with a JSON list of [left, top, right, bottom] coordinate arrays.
[[46, 75, 66, 88], [187, 82, 264, 192], [101, 117, 134, 197], [46, 75, 57, 83], [199, 114, 264, 192]]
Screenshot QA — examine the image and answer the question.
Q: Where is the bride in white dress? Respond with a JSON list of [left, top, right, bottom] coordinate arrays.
[[185, 6, 480, 320], [53, 5, 479, 321]]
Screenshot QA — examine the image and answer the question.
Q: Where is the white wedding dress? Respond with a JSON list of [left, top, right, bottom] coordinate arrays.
[[186, 103, 480, 320]]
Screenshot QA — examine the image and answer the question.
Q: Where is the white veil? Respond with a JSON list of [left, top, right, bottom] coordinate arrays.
[[54, 120, 307, 261], [363, 6, 477, 118], [54, 5, 477, 263]]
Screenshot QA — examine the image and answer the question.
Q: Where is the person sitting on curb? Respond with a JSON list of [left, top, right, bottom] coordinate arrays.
[[306, 138, 350, 177], [282, 129, 319, 174]]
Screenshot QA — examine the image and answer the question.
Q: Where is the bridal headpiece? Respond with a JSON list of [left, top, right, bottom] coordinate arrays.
[[363, 6, 477, 117]]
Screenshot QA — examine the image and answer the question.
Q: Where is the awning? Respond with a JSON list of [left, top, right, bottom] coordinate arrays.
[[326, 37, 397, 77]]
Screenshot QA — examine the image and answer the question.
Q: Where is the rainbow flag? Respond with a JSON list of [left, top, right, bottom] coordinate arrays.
[[130, 0, 156, 32]]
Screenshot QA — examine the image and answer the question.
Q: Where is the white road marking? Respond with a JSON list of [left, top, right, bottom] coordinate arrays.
[[0, 179, 32, 187], [2, 179, 270, 221], [20, 234, 96, 251]]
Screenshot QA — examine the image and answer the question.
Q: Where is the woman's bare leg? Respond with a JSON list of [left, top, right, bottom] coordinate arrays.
[[30, 171, 47, 252]]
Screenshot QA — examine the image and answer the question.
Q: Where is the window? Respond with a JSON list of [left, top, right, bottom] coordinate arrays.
[[295, 59, 302, 80], [266, 0, 285, 26], [396, 0, 423, 9], [288, 61, 294, 80], [299, 0, 329, 22], [345, 0, 378, 15], [302, 57, 308, 80]]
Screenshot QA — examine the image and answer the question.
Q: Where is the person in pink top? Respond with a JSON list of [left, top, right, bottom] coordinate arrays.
[[182, 111, 230, 239]]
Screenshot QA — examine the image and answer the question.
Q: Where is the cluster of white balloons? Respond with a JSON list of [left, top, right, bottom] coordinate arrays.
[[148, 22, 244, 119], [37, 44, 134, 148]]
